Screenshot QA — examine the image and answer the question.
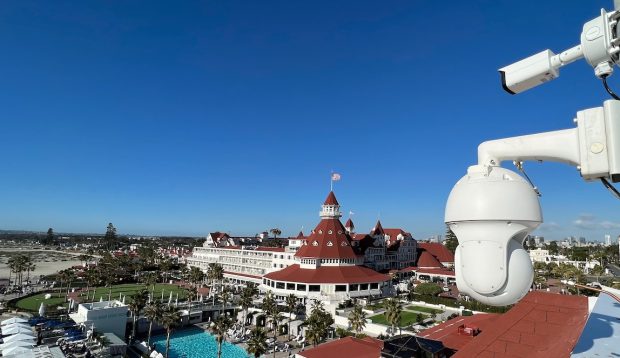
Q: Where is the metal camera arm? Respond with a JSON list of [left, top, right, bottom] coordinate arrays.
[[478, 100, 620, 183]]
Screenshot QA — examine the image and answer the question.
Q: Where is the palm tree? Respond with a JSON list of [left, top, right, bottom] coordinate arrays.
[[26, 262, 36, 284], [189, 266, 204, 288], [84, 268, 100, 301], [128, 289, 149, 341], [210, 315, 232, 358], [348, 304, 367, 337], [144, 301, 163, 346], [270, 228, 282, 239], [56, 270, 69, 298], [384, 298, 402, 336], [64, 270, 76, 302], [239, 284, 258, 327], [186, 286, 197, 323], [305, 300, 333, 347], [262, 291, 280, 358], [285, 294, 297, 340], [159, 305, 181, 358], [207, 263, 224, 305], [220, 288, 231, 315], [246, 327, 269, 358], [160, 259, 173, 284]]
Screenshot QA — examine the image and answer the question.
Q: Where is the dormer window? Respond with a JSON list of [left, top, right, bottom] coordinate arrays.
[[318, 230, 323, 234], [328, 230, 332, 234], [312, 241, 319, 246], [327, 241, 333, 246], [341, 241, 348, 246]]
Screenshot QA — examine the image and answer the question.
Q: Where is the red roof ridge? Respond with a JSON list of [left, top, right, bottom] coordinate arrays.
[[371, 220, 385, 235], [323, 191, 339, 205]]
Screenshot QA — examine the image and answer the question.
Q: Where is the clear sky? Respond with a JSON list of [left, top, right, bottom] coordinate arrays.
[[0, 0, 618, 241]]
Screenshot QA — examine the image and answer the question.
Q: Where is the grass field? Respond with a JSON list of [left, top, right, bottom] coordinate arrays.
[[16, 283, 188, 312], [405, 305, 442, 314], [369, 311, 428, 327]]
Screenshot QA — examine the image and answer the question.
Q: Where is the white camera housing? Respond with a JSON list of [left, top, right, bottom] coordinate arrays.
[[445, 165, 541, 306]]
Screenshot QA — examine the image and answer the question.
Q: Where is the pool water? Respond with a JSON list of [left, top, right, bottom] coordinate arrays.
[[152, 327, 250, 358]]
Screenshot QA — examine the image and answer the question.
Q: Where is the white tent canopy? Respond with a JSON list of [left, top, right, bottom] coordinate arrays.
[[3, 334, 36, 343], [1, 327, 33, 336], [0, 340, 35, 350], [3, 323, 30, 330], [1, 318, 28, 326], [2, 346, 32, 356]]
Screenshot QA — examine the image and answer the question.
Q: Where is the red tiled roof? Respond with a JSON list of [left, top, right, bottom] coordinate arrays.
[[263, 264, 390, 284], [352, 234, 367, 241], [371, 220, 385, 235], [418, 314, 500, 351], [416, 250, 444, 268], [294, 218, 359, 259], [415, 268, 455, 276], [383, 228, 408, 240], [255, 247, 286, 252], [345, 218, 354, 229], [323, 191, 339, 205], [454, 291, 588, 358], [297, 336, 383, 358], [419, 243, 454, 263], [223, 271, 261, 279]]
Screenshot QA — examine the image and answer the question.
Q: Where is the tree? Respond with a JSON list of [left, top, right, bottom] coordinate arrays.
[[384, 298, 402, 336], [189, 267, 204, 288], [262, 291, 279, 357], [414, 282, 443, 296], [207, 263, 224, 306], [105, 223, 117, 250], [144, 301, 163, 346], [220, 288, 231, 315], [270, 228, 282, 239], [210, 315, 232, 358], [590, 264, 605, 280], [246, 327, 269, 358], [240, 284, 258, 327], [186, 286, 197, 321], [548, 241, 560, 255], [43, 228, 55, 245], [160, 259, 173, 284], [348, 304, 367, 337], [159, 305, 180, 358], [285, 294, 297, 340], [444, 225, 458, 254], [128, 289, 149, 341], [305, 300, 334, 347]]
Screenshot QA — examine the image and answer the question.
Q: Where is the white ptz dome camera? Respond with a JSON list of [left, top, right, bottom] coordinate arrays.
[[445, 165, 542, 306]]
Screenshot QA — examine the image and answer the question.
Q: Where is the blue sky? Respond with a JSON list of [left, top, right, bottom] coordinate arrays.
[[0, 0, 618, 241]]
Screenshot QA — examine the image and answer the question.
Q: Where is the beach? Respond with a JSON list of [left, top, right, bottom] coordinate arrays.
[[0, 249, 84, 280]]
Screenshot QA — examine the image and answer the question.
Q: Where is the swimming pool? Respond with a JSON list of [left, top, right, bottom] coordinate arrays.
[[152, 327, 250, 358]]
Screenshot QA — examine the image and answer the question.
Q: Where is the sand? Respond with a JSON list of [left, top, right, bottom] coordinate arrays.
[[0, 249, 83, 280]]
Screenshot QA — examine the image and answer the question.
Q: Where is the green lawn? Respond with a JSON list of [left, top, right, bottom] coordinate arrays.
[[16, 294, 67, 311], [16, 284, 188, 312], [405, 305, 442, 314], [369, 311, 428, 327]]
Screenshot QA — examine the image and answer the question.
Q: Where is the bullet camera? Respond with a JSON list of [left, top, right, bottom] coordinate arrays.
[[500, 8, 620, 94], [445, 166, 541, 306]]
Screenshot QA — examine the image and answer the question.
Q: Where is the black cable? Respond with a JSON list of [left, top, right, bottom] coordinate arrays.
[[602, 75, 620, 100], [601, 178, 620, 200]]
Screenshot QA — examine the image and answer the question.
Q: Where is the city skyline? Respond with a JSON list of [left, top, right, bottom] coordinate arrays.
[[1, 1, 619, 240]]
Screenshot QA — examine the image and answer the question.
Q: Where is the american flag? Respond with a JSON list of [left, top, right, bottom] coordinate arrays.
[[331, 173, 341, 181]]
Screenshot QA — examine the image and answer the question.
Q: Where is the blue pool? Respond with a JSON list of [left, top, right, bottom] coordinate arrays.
[[152, 327, 250, 358]]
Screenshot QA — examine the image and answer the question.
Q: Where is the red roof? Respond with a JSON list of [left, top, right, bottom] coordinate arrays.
[[323, 191, 339, 205], [415, 268, 455, 276], [371, 220, 385, 235], [416, 250, 444, 268], [297, 336, 383, 358], [454, 291, 588, 358], [224, 271, 261, 279], [384, 228, 408, 240], [255, 247, 285, 252], [263, 264, 390, 284], [419, 243, 455, 263], [294, 218, 359, 259], [345, 218, 354, 229], [418, 314, 500, 351]]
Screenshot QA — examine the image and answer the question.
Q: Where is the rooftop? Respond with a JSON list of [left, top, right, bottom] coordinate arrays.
[[418, 314, 500, 351], [264, 264, 390, 284], [297, 336, 383, 358]]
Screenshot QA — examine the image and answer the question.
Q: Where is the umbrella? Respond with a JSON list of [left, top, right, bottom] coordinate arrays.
[[2, 346, 32, 356], [168, 291, 173, 304], [0, 340, 34, 350], [38, 303, 46, 318], [3, 334, 36, 343], [1, 318, 27, 326], [1, 327, 33, 336], [99, 297, 103, 302]]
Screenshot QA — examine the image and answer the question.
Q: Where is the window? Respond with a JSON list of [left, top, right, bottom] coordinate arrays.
[[318, 230, 323, 234], [370, 283, 379, 289], [327, 241, 333, 247], [341, 241, 348, 246], [309, 285, 320, 292], [312, 241, 319, 246], [297, 284, 306, 291], [338, 230, 342, 234], [335, 285, 347, 292], [276, 282, 285, 289], [287, 283, 295, 290], [349, 284, 359, 291], [328, 230, 332, 234], [360, 283, 369, 290]]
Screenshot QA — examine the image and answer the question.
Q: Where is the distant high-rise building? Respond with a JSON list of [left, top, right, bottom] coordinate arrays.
[[604, 234, 612, 246]]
